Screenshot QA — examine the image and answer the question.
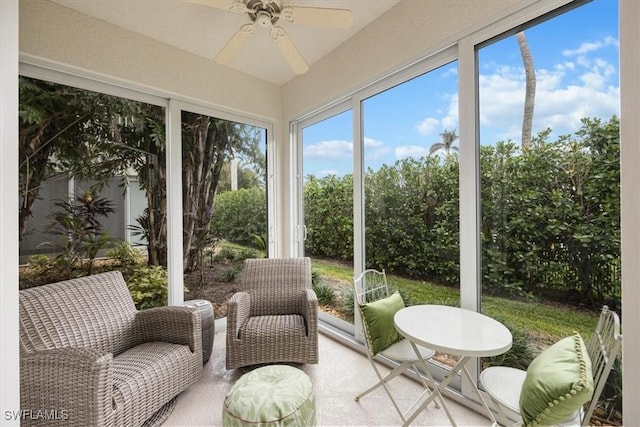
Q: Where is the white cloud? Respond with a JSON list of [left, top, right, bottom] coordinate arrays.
[[364, 137, 392, 162], [580, 71, 606, 89], [364, 137, 383, 148], [415, 95, 459, 138], [415, 117, 439, 136], [395, 145, 428, 160], [562, 36, 618, 57], [478, 37, 619, 144], [303, 139, 352, 159], [441, 95, 459, 130], [441, 67, 458, 78]]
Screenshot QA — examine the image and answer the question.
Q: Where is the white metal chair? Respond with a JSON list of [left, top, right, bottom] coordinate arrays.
[[353, 269, 441, 424], [480, 305, 622, 426]]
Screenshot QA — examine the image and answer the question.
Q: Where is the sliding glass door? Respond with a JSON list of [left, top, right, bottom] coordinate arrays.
[[361, 61, 461, 371], [298, 107, 355, 324]]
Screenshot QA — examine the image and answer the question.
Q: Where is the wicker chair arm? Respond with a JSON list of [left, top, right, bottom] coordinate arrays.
[[135, 306, 202, 353], [20, 347, 113, 427], [227, 292, 250, 340], [300, 289, 319, 336]]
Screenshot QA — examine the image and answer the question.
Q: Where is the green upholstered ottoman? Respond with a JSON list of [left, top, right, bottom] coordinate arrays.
[[222, 365, 315, 427]]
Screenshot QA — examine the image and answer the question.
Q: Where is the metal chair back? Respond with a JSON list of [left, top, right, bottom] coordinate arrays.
[[582, 305, 622, 425], [354, 269, 390, 306]]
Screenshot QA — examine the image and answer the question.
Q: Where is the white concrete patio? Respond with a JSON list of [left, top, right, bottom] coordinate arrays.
[[164, 322, 490, 426]]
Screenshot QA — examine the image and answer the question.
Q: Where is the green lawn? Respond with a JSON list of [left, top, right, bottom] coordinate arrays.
[[312, 258, 598, 346]]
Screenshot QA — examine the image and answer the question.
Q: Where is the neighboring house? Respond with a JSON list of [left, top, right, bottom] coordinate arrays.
[[19, 174, 147, 264]]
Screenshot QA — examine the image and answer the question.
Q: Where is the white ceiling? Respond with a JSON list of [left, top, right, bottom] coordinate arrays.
[[50, 0, 401, 85]]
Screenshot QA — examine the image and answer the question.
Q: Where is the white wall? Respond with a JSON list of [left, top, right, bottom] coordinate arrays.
[[0, 0, 20, 424]]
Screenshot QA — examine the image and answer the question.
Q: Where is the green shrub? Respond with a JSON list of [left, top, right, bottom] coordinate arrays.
[[26, 254, 53, 273], [126, 265, 169, 309], [224, 263, 243, 282], [341, 287, 355, 322], [302, 117, 620, 307], [601, 357, 622, 420], [313, 281, 336, 306], [213, 246, 261, 263], [237, 247, 261, 261], [106, 241, 144, 267], [303, 175, 353, 261], [19, 255, 57, 289], [213, 247, 237, 262], [211, 187, 267, 247], [484, 326, 535, 370]]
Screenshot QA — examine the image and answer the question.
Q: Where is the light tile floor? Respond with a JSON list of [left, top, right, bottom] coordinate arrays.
[[163, 325, 491, 426]]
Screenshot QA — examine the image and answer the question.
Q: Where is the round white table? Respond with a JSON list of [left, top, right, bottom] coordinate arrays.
[[394, 305, 513, 426]]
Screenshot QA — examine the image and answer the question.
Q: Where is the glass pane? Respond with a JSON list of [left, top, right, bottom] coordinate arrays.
[[478, 1, 621, 423], [181, 111, 267, 319], [18, 76, 167, 304], [301, 110, 355, 323], [362, 60, 460, 370]]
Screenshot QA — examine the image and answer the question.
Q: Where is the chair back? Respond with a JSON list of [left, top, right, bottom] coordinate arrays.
[[19, 271, 138, 356], [354, 269, 390, 305], [242, 257, 312, 316], [581, 305, 622, 425]]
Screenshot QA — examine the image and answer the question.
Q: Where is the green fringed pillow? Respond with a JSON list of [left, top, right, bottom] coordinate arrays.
[[519, 332, 594, 426], [359, 291, 405, 355]]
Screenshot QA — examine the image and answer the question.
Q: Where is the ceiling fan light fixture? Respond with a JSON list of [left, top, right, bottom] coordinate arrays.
[[255, 10, 272, 27]]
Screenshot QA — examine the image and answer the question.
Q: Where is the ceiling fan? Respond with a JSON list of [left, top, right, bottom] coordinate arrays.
[[187, 0, 353, 75]]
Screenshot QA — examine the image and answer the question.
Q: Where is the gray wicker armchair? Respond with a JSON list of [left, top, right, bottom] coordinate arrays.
[[19, 271, 203, 427], [225, 257, 319, 369]]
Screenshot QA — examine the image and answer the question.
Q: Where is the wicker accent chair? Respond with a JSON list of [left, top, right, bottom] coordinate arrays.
[[225, 257, 319, 369], [19, 271, 203, 427]]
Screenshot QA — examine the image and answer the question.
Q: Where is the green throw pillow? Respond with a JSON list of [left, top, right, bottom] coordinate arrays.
[[359, 291, 405, 355], [519, 332, 594, 426]]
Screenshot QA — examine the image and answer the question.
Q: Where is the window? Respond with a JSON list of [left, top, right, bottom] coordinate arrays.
[[181, 108, 268, 300], [299, 108, 354, 324], [362, 61, 461, 371], [477, 0, 621, 419], [18, 76, 166, 274]]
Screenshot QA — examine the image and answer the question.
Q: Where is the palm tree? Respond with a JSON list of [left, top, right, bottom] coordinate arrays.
[[428, 128, 459, 159], [517, 31, 536, 150]]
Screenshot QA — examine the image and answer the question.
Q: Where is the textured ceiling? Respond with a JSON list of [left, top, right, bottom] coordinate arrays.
[[50, 0, 401, 85]]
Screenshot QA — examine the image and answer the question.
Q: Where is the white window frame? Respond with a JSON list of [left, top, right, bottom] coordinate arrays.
[[292, 98, 353, 258]]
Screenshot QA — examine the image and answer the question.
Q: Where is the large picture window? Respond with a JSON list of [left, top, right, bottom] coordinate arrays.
[[18, 76, 167, 288], [477, 0, 620, 379]]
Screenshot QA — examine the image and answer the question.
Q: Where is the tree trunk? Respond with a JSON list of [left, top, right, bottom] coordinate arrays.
[[517, 31, 536, 151], [182, 116, 228, 272], [19, 132, 52, 242], [141, 123, 167, 267]]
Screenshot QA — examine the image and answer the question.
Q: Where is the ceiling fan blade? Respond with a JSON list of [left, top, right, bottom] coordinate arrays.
[[270, 26, 309, 75], [280, 6, 353, 29], [183, 0, 247, 14], [215, 23, 256, 65]]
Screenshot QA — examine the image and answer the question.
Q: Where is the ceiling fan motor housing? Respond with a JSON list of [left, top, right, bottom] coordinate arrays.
[[246, 0, 280, 27]]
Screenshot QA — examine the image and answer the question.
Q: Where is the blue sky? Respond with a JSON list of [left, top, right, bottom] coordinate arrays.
[[302, 0, 619, 178]]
